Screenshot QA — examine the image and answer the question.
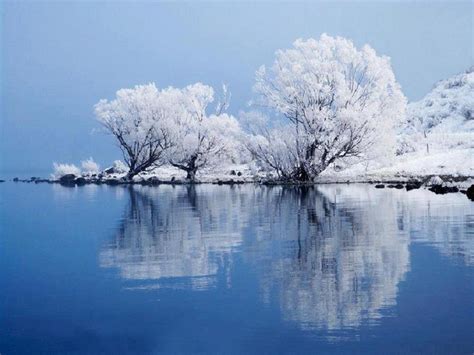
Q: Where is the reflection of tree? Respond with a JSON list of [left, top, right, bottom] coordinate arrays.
[[99, 183, 473, 332], [246, 185, 411, 331], [99, 185, 252, 289]]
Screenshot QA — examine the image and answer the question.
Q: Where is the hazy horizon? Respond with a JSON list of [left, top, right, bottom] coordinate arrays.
[[1, 1, 472, 175]]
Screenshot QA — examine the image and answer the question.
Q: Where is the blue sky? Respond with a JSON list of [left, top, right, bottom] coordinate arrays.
[[1, 1, 472, 175]]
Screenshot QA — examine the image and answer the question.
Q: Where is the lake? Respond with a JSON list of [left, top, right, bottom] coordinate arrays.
[[1, 182, 473, 354]]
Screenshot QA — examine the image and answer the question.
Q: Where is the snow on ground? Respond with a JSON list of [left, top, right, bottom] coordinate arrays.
[[318, 148, 473, 183], [375, 149, 473, 178], [127, 163, 257, 183], [129, 148, 472, 185]]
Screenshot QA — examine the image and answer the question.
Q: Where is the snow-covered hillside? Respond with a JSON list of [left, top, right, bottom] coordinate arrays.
[[399, 67, 474, 154]]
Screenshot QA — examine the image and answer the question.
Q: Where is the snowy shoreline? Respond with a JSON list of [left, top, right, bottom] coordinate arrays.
[[5, 168, 474, 201]]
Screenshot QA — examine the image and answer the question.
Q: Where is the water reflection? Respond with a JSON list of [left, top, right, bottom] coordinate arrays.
[[400, 191, 474, 266], [99, 185, 251, 290], [99, 184, 473, 333], [247, 186, 410, 331]]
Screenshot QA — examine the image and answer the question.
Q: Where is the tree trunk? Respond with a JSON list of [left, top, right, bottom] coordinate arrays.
[[185, 155, 198, 182], [186, 168, 197, 182], [126, 170, 136, 180], [293, 163, 311, 182]]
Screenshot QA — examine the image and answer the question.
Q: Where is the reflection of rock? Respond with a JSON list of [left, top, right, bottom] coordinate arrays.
[[99, 185, 252, 289], [246, 186, 411, 331]]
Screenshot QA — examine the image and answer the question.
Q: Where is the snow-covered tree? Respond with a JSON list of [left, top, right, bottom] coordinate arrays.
[[94, 84, 174, 179], [252, 34, 406, 181], [81, 157, 100, 175], [243, 111, 300, 179], [111, 160, 129, 174], [166, 84, 242, 181]]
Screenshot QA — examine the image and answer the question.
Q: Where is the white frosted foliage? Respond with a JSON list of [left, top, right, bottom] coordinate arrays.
[[250, 34, 406, 181]]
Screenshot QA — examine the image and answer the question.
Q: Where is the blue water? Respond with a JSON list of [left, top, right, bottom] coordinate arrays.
[[1, 183, 473, 354]]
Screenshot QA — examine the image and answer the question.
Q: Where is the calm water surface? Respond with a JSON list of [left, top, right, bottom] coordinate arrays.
[[1, 183, 473, 354]]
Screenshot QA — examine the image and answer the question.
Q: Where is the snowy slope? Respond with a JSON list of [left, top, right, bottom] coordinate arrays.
[[399, 67, 474, 153]]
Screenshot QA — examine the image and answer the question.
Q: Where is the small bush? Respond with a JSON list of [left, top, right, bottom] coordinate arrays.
[[52, 163, 81, 179], [81, 158, 100, 175]]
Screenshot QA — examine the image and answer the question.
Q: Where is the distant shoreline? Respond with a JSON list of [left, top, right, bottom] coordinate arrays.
[[3, 174, 474, 201]]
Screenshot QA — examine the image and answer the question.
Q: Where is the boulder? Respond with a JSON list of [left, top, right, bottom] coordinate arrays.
[[429, 185, 459, 195], [34, 179, 48, 184], [105, 178, 121, 185], [406, 182, 422, 191], [394, 184, 404, 189], [75, 177, 87, 186], [59, 174, 77, 185], [466, 185, 474, 201], [13, 177, 19, 182], [147, 177, 160, 185], [375, 184, 385, 189]]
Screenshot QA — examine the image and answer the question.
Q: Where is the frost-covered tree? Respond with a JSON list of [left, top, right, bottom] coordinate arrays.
[[252, 34, 406, 181], [243, 111, 299, 180], [94, 84, 173, 179], [166, 84, 242, 181], [81, 158, 100, 175]]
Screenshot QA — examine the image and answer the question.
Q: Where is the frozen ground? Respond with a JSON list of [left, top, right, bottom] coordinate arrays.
[[318, 148, 473, 184]]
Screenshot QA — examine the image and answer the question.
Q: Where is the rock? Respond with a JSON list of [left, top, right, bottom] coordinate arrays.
[[104, 167, 115, 174], [237, 171, 242, 176], [429, 185, 459, 195], [105, 178, 121, 185], [466, 185, 474, 201], [0, 179, 4, 183], [230, 170, 236, 175], [394, 184, 404, 189], [75, 177, 87, 185], [387, 185, 395, 188], [13, 177, 19, 182], [59, 174, 77, 185], [147, 177, 160, 185], [375, 184, 385, 189], [34, 179, 48, 184], [406, 183, 422, 191]]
